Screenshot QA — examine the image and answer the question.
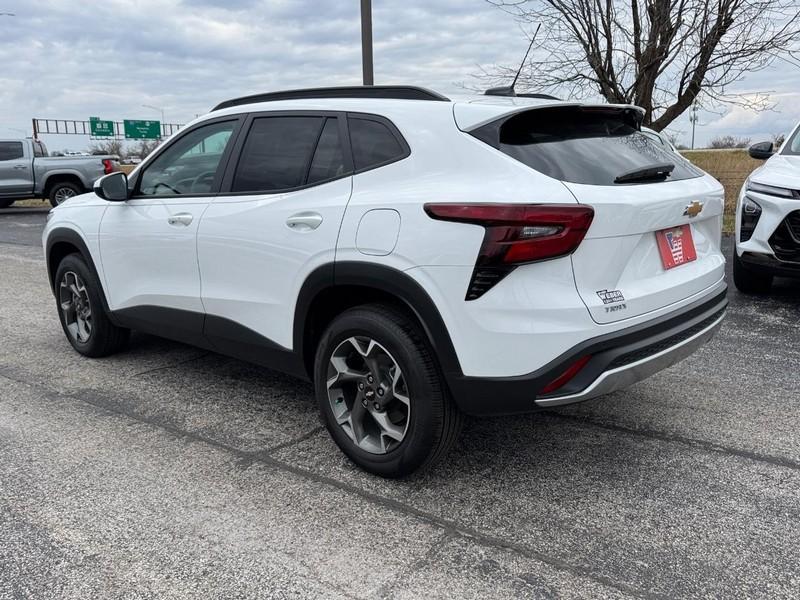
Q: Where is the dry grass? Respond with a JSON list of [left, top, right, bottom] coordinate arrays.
[[680, 149, 762, 232]]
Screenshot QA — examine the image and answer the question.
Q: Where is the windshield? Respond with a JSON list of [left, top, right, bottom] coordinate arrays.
[[781, 124, 800, 156], [485, 107, 702, 186]]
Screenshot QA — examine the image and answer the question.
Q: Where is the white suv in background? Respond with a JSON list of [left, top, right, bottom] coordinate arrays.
[[733, 125, 800, 293], [43, 86, 728, 477]]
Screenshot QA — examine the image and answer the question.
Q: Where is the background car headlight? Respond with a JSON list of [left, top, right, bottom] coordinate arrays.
[[746, 181, 796, 199], [740, 197, 762, 242]]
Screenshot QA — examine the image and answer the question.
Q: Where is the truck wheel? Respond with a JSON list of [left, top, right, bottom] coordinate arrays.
[[0, 199, 14, 208], [54, 253, 130, 357], [48, 182, 82, 207], [314, 304, 463, 478], [733, 251, 772, 294]]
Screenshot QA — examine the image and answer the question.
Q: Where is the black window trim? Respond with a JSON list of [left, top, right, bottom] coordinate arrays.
[[346, 112, 411, 175], [218, 110, 354, 197], [128, 114, 245, 200]]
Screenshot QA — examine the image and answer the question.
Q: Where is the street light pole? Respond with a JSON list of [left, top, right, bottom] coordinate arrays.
[[142, 104, 166, 137], [360, 0, 373, 86]]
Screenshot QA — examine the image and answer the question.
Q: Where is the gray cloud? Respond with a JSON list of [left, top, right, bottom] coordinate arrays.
[[1, 0, 797, 150]]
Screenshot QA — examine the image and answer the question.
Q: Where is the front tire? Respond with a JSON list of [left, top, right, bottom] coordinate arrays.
[[54, 253, 130, 357], [733, 251, 772, 294], [48, 181, 82, 207], [314, 304, 463, 478]]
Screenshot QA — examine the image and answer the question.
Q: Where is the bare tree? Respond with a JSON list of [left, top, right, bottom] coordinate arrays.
[[482, 0, 800, 130], [130, 139, 160, 160], [709, 134, 751, 148], [88, 139, 125, 159]]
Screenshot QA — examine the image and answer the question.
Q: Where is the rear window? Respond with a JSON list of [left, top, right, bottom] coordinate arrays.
[[0, 141, 24, 161], [482, 107, 701, 186]]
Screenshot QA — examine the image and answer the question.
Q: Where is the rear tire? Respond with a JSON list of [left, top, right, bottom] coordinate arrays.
[[314, 304, 463, 478], [48, 181, 82, 207], [733, 251, 772, 294], [54, 253, 130, 357], [0, 199, 14, 209]]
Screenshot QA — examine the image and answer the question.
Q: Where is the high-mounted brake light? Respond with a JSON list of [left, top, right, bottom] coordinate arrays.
[[424, 203, 594, 300], [102, 159, 114, 175]]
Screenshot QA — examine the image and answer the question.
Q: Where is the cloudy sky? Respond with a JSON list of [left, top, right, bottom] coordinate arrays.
[[1, 0, 799, 150]]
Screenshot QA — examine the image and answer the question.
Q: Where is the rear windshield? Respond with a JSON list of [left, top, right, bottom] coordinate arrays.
[[480, 107, 702, 186]]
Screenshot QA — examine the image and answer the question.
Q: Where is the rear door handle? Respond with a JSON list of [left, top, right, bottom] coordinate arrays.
[[286, 212, 323, 231], [13, 164, 27, 170], [167, 213, 193, 226]]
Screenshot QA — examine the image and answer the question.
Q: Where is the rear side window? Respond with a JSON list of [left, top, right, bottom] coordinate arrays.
[[481, 107, 701, 186], [348, 117, 406, 171], [307, 118, 346, 185], [233, 116, 325, 192], [0, 142, 24, 161], [33, 141, 47, 157]]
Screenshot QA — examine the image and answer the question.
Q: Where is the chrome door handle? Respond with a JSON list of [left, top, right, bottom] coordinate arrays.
[[286, 212, 323, 231], [167, 213, 193, 226]]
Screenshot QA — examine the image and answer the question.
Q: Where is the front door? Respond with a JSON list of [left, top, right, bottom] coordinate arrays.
[[98, 118, 241, 340], [0, 141, 32, 197]]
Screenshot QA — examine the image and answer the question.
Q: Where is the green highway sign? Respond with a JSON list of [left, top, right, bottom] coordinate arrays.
[[89, 118, 115, 137], [124, 119, 161, 139]]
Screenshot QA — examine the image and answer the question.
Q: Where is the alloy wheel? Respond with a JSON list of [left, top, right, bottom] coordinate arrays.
[[326, 336, 411, 454], [59, 271, 93, 343], [54, 187, 77, 204]]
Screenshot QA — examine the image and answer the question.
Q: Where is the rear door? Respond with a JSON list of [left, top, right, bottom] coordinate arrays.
[[0, 141, 33, 196], [198, 112, 353, 350], [484, 106, 725, 324]]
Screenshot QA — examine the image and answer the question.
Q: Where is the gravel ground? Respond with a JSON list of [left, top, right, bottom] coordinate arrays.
[[1, 211, 798, 599]]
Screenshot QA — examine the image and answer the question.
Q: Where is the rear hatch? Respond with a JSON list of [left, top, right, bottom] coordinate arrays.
[[465, 103, 725, 324]]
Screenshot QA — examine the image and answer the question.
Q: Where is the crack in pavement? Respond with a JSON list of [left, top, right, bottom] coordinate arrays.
[[129, 352, 212, 378], [542, 410, 800, 471], [0, 367, 664, 600]]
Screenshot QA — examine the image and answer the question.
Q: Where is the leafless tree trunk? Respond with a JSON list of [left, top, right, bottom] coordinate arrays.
[[482, 0, 800, 130]]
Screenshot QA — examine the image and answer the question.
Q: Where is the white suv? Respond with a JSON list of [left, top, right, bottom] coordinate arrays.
[[43, 86, 728, 477], [733, 126, 800, 293]]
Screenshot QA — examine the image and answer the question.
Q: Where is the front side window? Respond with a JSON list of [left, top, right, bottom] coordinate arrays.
[[232, 116, 334, 192], [137, 120, 235, 196], [782, 125, 800, 156], [348, 117, 406, 171], [0, 142, 24, 161]]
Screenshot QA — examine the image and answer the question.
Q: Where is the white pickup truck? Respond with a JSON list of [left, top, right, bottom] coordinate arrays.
[[0, 138, 119, 208]]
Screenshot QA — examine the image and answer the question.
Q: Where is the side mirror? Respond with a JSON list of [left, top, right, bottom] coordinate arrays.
[[748, 141, 774, 160], [94, 172, 129, 202]]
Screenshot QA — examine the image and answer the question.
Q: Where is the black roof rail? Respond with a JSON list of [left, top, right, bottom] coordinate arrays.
[[212, 86, 450, 111], [516, 93, 561, 101]]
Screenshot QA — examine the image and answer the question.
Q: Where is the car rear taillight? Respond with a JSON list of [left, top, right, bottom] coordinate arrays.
[[424, 203, 594, 300], [102, 159, 114, 174]]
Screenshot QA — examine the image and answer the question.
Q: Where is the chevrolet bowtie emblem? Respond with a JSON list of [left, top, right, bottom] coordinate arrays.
[[683, 201, 704, 218]]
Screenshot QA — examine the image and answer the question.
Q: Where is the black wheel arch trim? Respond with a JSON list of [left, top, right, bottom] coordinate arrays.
[[45, 227, 115, 319], [294, 261, 464, 380]]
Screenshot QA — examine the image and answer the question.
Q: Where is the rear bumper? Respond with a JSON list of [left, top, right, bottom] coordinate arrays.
[[447, 287, 728, 416]]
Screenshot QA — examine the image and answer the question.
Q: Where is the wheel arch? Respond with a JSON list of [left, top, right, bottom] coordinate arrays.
[[294, 261, 463, 382], [46, 227, 113, 315], [42, 172, 86, 198]]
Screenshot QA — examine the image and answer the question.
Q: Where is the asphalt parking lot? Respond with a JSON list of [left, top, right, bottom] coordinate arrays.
[[1, 206, 798, 599]]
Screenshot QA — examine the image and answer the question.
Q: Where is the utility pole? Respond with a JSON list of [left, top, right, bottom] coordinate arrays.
[[360, 0, 373, 86], [689, 103, 699, 149]]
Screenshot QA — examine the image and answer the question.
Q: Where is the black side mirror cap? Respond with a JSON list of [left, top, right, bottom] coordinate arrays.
[[94, 172, 129, 202], [748, 141, 774, 160]]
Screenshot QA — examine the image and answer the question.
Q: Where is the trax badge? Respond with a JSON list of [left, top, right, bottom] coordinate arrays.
[[683, 201, 704, 218]]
